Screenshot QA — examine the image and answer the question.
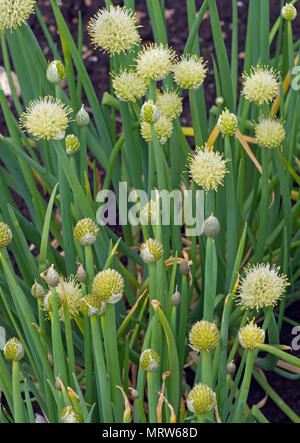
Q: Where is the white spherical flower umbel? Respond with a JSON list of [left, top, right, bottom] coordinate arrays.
[[0, 0, 36, 30], [113, 70, 147, 103], [255, 117, 285, 149], [88, 6, 140, 55], [156, 89, 183, 121], [20, 96, 72, 141], [74, 218, 99, 246], [239, 322, 265, 350], [173, 55, 208, 90], [281, 3, 297, 21], [140, 349, 160, 372], [187, 383, 216, 416], [136, 43, 176, 81], [242, 66, 279, 105], [92, 269, 124, 304], [237, 263, 289, 310]]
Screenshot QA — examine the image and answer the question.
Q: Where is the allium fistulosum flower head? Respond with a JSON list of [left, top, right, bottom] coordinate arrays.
[[113, 70, 147, 102], [3, 337, 24, 361], [92, 269, 124, 304], [140, 238, 163, 264], [20, 96, 72, 141], [0, 222, 12, 248], [74, 218, 99, 246], [189, 320, 221, 353], [242, 66, 279, 105], [88, 6, 140, 55], [217, 109, 238, 136], [0, 0, 36, 30], [173, 55, 207, 90], [156, 89, 183, 121], [237, 263, 289, 310], [189, 145, 228, 191], [281, 3, 297, 21], [140, 115, 173, 145], [140, 349, 160, 372], [239, 321, 265, 350], [255, 117, 285, 149], [136, 43, 176, 81], [44, 278, 82, 320], [187, 383, 216, 415]]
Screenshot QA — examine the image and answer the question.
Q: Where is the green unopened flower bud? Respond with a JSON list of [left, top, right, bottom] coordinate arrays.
[[215, 96, 224, 107], [92, 269, 124, 304], [217, 109, 238, 136], [281, 3, 297, 21], [187, 383, 216, 415], [76, 264, 87, 283], [202, 214, 220, 237], [75, 105, 90, 127], [55, 377, 62, 391], [189, 320, 221, 352], [46, 60, 66, 84], [171, 289, 181, 306], [0, 222, 13, 248], [74, 218, 99, 246], [141, 100, 161, 124], [3, 338, 24, 361], [140, 238, 163, 264], [81, 295, 104, 317], [226, 361, 236, 376], [46, 265, 59, 287], [31, 281, 45, 299], [61, 406, 83, 423], [239, 322, 265, 350], [140, 349, 160, 372], [65, 134, 80, 155]]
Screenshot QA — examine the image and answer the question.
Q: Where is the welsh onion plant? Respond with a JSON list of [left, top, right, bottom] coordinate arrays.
[[0, 0, 299, 424]]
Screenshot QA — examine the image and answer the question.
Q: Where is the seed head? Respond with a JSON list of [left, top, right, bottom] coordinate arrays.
[[0, 0, 36, 30], [74, 218, 99, 246], [20, 96, 72, 141], [187, 383, 216, 415], [92, 269, 124, 304], [112, 70, 147, 102], [140, 349, 160, 372], [88, 6, 140, 55], [75, 105, 90, 127], [189, 320, 221, 353], [173, 55, 208, 90], [0, 222, 12, 248], [255, 117, 285, 149], [189, 145, 228, 192], [217, 109, 238, 136], [81, 295, 105, 317], [3, 338, 24, 361], [136, 43, 176, 81], [61, 406, 83, 423], [242, 66, 279, 105], [140, 238, 163, 264], [31, 281, 45, 299], [140, 115, 173, 145], [156, 89, 183, 121], [237, 263, 289, 310], [239, 321, 265, 350], [281, 3, 297, 21], [46, 60, 66, 84]]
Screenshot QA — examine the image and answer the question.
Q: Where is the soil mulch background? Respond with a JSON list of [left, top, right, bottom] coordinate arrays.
[[0, 0, 300, 423]]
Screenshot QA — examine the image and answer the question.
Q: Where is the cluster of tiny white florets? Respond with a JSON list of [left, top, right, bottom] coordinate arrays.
[[156, 89, 183, 121], [140, 349, 160, 372], [20, 96, 72, 141], [92, 269, 124, 304], [3, 337, 24, 361], [112, 70, 147, 102], [74, 218, 99, 246], [217, 109, 238, 136], [0, 0, 36, 30], [237, 263, 289, 310], [189, 145, 228, 192], [46, 60, 66, 84], [136, 43, 176, 81], [187, 383, 216, 416], [140, 238, 164, 264], [173, 55, 208, 90], [88, 6, 140, 55], [281, 3, 297, 21], [61, 406, 83, 423], [44, 278, 82, 320], [189, 320, 221, 353], [255, 117, 285, 149], [242, 66, 279, 105], [239, 321, 265, 350], [0, 221, 13, 248], [65, 134, 80, 155], [140, 115, 173, 145]]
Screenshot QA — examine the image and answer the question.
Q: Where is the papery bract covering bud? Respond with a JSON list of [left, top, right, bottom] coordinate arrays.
[[81, 295, 104, 317], [140, 115, 173, 145], [226, 361, 236, 375], [3, 338, 24, 361], [173, 55, 208, 90], [239, 322, 265, 350], [75, 105, 90, 127], [189, 320, 221, 352], [217, 109, 238, 136], [0, 222, 12, 248], [237, 263, 289, 310], [46, 265, 59, 288], [215, 96, 224, 107], [76, 264, 87, 283], [136, 43, 176, 81], [242, 66, 279, 105], [189, 145, 228, 192], [0, 0, 36, 30], [31, 281, 45, 299], [202, 214, 220, 237], [255, 117, 285, 149], [156, 89, 183, 121], [46, 60, 66, 84], [20, 96, 72, 141], [140, 238, 163, 264], [281, 3, 297, 21], [74, 218, 99, 246], [65, 134, 80, 155], [187, 383, 216, 415], [140, 100, 161, 124], [113, 70, 147, 102], [171, 290, 181, 306], [92, 269, 124, 304], [88, 6, 140, 55], [179, 260, 191, 276], [140, 349, 160, 372], [61, 406, 83, 423]]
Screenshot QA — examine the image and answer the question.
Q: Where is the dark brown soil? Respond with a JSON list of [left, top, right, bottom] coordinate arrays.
[[0, 0, 299, 423]]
